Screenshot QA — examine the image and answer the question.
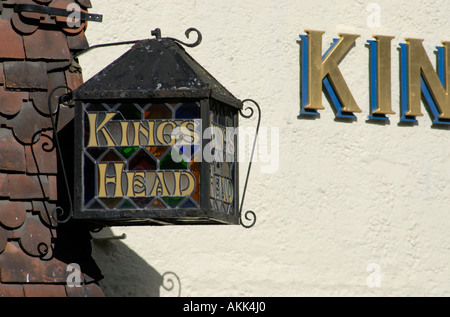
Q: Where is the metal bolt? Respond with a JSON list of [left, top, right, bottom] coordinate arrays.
[[151, 28, 162, 39]]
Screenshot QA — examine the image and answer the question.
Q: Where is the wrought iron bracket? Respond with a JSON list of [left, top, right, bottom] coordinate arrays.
[[92, 233, 127, 241], [151, 27, 203, 48], [161, 272, 182, 297], [238, 99, 261, 229], [14, 3, 103, 22], [74, 27, 202, 59], [48, 86, 75, 224]]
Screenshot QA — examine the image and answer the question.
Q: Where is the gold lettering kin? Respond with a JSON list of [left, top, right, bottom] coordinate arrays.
[[301, 30, 450, 124]]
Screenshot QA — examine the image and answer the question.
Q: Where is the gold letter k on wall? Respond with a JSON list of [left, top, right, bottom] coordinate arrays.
[[301, 30, 361, 118]]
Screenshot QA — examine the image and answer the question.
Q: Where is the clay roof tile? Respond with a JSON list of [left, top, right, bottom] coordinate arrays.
[[0, 174, 10, 198], [23, 284, 67, 297], [6, 101, 52, 144], [0, 284, 25, 297], [67, 31, 89, 51], [8, 174, 49, 200], [0, 241, 68, 284], [23, 29, 71, 60], [0, 86, 27, 117], [0, 20, 25, 59], [0, 201, 27, 230], [3, 61, 48, 90], [76, 0, 92, 9], [0, 128, 26, 172], [14, 212, 55, 259]]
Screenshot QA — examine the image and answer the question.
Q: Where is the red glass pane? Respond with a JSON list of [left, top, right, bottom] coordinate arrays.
[[145, 104, 172, 119], [129, 149, 156, 170], [190, 160, 200, 203]]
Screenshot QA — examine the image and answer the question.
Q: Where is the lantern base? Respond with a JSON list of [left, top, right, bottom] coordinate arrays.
[[72, 208, 241, 227]]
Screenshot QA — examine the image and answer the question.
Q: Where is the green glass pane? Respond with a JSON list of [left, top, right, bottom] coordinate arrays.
[[160, 151, 187, 170], [118, 199, 136, 210], [163, 197, 183, 208], [117, 147, 138, 159]]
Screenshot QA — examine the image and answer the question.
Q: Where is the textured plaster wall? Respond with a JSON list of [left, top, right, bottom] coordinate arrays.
[[82, 0, 450, 296]]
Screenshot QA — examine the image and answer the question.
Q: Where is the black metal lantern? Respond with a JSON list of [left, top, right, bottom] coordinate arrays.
[[60, 28, 260, 227]]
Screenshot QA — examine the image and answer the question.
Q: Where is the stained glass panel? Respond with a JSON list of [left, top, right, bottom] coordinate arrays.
[[82, 100, 201, 211]]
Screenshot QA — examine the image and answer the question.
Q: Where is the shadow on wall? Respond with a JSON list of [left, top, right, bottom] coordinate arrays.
[[90, 227, 181, 297], [56, 121, 181, 297]]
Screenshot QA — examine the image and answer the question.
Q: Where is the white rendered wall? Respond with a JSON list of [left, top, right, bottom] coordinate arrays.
[[81, 0, 450, 296]]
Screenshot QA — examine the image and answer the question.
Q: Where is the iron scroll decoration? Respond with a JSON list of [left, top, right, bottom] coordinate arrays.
[[45, 28, 260, 228], [48, 85, 75, 224], [238, 99, 261, 229], [73, 28, 202, 59]]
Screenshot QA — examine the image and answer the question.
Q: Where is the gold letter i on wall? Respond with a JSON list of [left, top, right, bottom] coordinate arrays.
[[368, 35, 395, 120]]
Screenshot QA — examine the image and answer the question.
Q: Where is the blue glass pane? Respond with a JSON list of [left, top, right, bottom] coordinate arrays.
[[84, 155, 95, 205], [86, 199, 104, 210], [85, 103, 108, 112], [180, 198, 197, 209], [175, 102, 200, 119], [86, 147, 107, 160], [117, 103, 142, 120], [131, 198, 153, 209]]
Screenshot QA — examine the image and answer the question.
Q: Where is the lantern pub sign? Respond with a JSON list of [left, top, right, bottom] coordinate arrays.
[[66, 29, 259, 227]]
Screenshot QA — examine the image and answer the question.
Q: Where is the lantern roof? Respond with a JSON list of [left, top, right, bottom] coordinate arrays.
[[73, 37, 243, 109]]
